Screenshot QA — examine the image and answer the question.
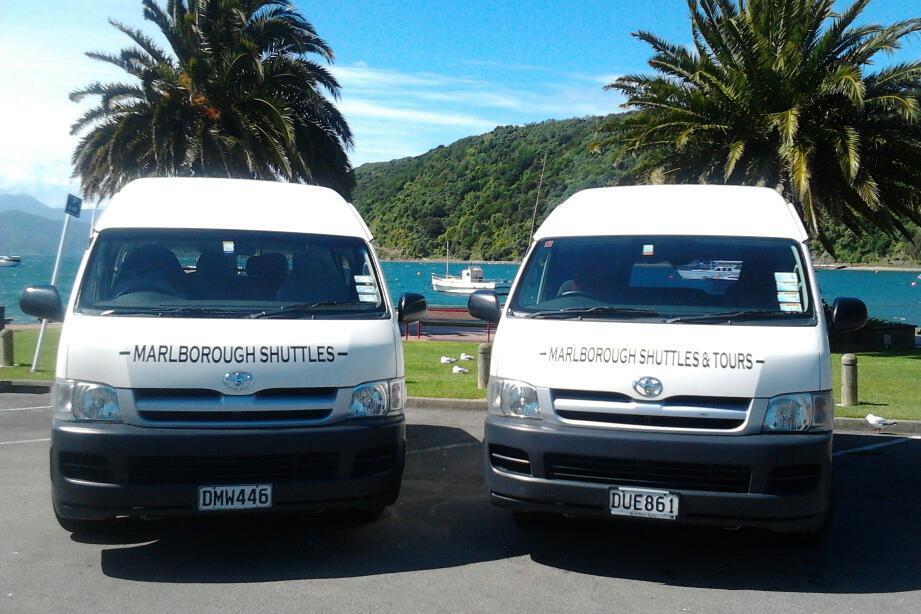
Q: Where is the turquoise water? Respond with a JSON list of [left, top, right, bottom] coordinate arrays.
[[1, 254, 919, 325]]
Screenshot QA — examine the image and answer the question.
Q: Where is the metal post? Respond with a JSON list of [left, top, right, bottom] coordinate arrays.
[[841, 353, 858, 407], [32, 213, 71, 372], [477, 343, 492, 389], [0, 328, 13, 367]]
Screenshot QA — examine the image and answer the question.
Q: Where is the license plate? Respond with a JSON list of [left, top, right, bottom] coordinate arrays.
[[198, 484, 272, 511], [609, 487, 678, 520]]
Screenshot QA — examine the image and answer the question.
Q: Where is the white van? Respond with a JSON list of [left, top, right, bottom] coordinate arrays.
[[20, 178, 426, 531], [468, 185, 867, 536]]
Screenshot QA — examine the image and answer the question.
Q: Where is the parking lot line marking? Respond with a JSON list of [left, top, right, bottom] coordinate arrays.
[[0, 405, 51, 412], [834, 435, 921, 458], [407, 441, 481, 456], [0, 438, 50, 446]]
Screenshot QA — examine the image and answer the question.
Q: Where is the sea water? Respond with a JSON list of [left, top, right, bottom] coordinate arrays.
[[1, 255, 919, 325]]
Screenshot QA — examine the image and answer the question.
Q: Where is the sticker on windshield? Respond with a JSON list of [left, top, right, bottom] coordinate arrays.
[[779, 303, 804, 313], [642, 244, 654, 256], [354, 275, 373, 284], [356, 285, 378, 294], [777, 291, 801, 303], [357, 294, 378, 303], [222, 240, 235, 254], [775, 280, 799, 292], [774, 272, 797, 282]]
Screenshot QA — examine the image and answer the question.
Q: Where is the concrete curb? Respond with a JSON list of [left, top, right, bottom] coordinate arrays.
[[406, 396, 485, 411], [0, 379, 53, 393], [833, 416, 921, 435]]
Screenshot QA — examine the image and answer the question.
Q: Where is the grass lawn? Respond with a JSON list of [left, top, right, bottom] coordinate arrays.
[[403, 340, 485, 399], [831, 351, 921, 420], [3, 330, 918, 420], [0, 327, 59, 380]]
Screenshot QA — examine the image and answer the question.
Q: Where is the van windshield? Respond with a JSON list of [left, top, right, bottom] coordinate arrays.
[[509, 235, 815, 324], [77, 229, 387, 319]]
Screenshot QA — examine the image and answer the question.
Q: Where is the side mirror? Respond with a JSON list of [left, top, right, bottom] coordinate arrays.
[[398, 292, 427, 323], [468, 290, 501, 324], [831, 297, 867, 333], [20, 285, 64, 322]]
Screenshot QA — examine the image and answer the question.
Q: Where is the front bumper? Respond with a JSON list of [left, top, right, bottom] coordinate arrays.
[[51, 417, 405, 520], [485, 416, 832, 531]]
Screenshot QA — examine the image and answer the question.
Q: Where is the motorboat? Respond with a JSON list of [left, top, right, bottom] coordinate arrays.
[[0, 256, 21, 267], [676, 259, 741, 281], [431, 266, 511, 294]]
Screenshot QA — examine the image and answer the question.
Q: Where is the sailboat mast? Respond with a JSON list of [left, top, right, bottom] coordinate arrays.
[[445, 239, 449, 277]]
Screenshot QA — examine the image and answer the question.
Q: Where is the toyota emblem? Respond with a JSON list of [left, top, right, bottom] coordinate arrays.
[[633, 376, 663, 398], [223, 371, 254, 391]]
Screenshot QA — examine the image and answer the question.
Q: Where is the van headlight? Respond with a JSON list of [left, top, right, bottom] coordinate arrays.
[[488, 378, 541, 419], [53, 379, 121, 422], [349, 379, 404, 417], [762, 391, 832, 432]]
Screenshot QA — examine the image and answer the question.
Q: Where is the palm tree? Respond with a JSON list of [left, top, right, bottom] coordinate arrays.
[[71, 0, 354, 200], [600, 0, 921, 250]]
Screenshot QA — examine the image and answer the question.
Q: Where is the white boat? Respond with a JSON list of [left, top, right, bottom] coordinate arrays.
[[676, 259, 742, 281], [431, 241, 510, 294], [431, 266, 511, 294], [0, 256, 22, 268]]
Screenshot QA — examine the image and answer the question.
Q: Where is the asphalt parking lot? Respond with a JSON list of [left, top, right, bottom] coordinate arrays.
[[2, 389, 920, 613]]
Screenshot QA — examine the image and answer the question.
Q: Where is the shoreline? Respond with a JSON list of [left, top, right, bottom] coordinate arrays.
[[815, 263, 921, 273]]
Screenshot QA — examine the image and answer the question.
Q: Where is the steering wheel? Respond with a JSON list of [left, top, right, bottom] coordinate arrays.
[[559, 290, 599, 299]]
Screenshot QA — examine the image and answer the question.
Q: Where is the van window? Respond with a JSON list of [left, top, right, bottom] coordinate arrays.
[[510, 236, 814, 324], [77, 229, 386, 319]]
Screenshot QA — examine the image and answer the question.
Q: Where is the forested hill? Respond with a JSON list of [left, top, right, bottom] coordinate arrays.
[[352, 115, 629, 261], [352, 114, 920, 264]]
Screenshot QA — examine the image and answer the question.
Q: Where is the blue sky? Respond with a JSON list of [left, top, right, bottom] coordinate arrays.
[[0, 0, 918, 207]]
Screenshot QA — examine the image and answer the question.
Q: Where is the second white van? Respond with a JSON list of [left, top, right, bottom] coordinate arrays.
[[469, 185, 866, 537]]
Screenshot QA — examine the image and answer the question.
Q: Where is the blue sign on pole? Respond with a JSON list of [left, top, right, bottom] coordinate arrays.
[[65, 194, 83, 218]]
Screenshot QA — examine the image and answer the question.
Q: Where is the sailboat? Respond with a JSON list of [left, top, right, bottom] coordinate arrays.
[[430, 241, 510, 295]]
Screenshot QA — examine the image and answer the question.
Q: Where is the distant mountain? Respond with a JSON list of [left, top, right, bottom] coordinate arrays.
[[0, 194, 63, 221], [352, 115, 631, 261], [0, 210, 90, 256]]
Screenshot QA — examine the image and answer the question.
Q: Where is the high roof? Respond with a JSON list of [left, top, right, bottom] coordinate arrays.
[[535, 185, 808, 242], [94, 178, 372, 240]]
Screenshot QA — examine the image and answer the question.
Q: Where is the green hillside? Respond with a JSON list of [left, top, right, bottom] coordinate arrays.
[[352, 115, 630, 261], [352, 114, 921, 265]]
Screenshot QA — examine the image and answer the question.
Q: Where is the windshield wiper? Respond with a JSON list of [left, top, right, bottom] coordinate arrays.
[[522, 306, 662, 320], [248, 301, 350, 319], [98, 307, 244, 318], [666, 310, 798, 324]]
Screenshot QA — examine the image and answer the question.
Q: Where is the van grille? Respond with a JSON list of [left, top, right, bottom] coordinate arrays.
[[552, 390, 750, 431], [133, 387, 337, 427], [127, 453, 339, 485], [544, 453, 751, 493]]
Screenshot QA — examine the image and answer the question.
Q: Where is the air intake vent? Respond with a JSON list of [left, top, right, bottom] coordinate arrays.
[[545, 453, 751, 493], [59, 452, 111, 483], [489, 445, 531, 475], [351, 445, 399, 477], [765, 464, 821, 495], [127, 453, 339, 485]]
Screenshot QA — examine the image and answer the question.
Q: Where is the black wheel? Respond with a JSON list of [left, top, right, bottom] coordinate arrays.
[[350, 506, 385, 524], [512, 510, 546, 528]]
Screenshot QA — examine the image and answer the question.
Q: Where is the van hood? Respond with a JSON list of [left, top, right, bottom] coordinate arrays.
[[63, 315, 399, 392], [492, 318, 826, 399]]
